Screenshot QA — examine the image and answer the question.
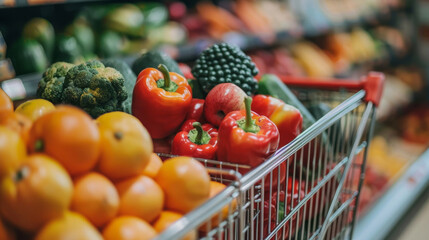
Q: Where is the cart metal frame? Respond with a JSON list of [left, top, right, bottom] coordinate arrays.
[[154, 72, 384, 240]]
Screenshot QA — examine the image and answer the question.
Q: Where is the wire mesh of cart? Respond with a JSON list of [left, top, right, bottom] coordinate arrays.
[[154, 72, 385, 240]]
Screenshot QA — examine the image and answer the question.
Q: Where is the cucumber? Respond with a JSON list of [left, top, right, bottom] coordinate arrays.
[[308, 102, 343, 146], [258, 74, 316, 130]]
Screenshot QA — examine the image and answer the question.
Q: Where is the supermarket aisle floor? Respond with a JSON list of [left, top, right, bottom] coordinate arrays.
[[383, 184, 429, 240], [397, 198, 429, 240]]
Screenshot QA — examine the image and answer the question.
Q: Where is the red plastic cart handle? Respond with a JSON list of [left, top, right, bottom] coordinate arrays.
[[278, 72, 385, 106]]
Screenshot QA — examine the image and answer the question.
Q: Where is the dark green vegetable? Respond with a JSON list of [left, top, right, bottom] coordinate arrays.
[[65, 23, 95, 58], [131, 49, 182, 76], [53, 35, 83, 64], [77, 5, 119, 30], [103, 4, 145, 38], [138, 2, 168, 27], [308, 102, 343, 148], [187, 79, 205, 99], [9, 38, 48, 75], [62, 60, 127, 118], [37, 62, 75, 104], [257, 74, 315, 130], [101, 58, 136, 114], [97, 31, 127, 58], [191, 43, 259, 96], [22, 18, 55, 62]]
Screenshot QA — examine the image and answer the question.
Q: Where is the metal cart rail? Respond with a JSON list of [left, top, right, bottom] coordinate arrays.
[[154, 72, 384, 240]]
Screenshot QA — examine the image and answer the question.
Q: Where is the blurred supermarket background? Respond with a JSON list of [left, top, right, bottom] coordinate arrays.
[[0, 0, 429, 239]]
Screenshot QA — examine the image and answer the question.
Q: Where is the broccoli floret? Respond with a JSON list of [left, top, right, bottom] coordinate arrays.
[[37, 62, 74, 104], [191, 43, 259, 96], [62, 60, 127, 118]]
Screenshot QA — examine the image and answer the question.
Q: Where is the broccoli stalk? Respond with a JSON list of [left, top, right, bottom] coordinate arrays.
[[62, 60, 127, 118]]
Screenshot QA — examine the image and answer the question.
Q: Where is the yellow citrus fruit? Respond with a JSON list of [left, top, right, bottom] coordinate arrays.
[[155, 156, 210, 214], [27, 105, 100, 176], [35, 211, 103, 240], [115, 175, 164, 223], [142, 153, 163, 178], [71, 172, 119, 228], [0, 88, 13, 118], [200, 181, 236, 230], [15, 99, 55, 122], [102, 216, 157, 240], [0, 126, 26, 178], [0, 154, 73, 232], [153, 211, 196, 240], [97, 111, 153, 180]]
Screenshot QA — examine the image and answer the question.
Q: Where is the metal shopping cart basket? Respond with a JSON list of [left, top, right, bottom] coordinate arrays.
[[154, 72, 385, 240]]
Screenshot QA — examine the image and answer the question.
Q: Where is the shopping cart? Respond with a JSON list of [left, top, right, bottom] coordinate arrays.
[[154, 72, 384, 240]]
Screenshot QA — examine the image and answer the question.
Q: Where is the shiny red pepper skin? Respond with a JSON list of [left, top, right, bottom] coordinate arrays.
[[217, 110, 279, 170], [251, 95, 303, 148], [132, 67, 192, 139], [185, 99, 205, 123], [171, 119, 218, 159]]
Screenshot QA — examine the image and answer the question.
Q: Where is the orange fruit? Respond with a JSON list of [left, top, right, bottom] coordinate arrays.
[[153, 211, 196, 240], [200, 181, 236, 230], [142, 153, 163, 178], [35, 211, 103, 240], [102, 216, 157, 240], [0, 154, 73, 232], [156, 156, 210, 214], [15, 99, 55, 122], [71, 172, 119, 228], [0, 217, 15, 240], [0, 112, 32, 143], [96, 111, 153, 180], [115, 175, 164, 223], [0, 126, 26, 178], [0, 88, 13, 117], [27, 105, 100, 176]]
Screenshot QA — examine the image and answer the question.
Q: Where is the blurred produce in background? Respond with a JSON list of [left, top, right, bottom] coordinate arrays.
[[0, 0, 428, 235]]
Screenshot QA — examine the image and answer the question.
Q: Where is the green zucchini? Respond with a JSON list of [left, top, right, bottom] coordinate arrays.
[[53, 35, 83, 64], [9, 38, 48, 75], [22, 18, 55, 62], [65, 22, 95, 58]]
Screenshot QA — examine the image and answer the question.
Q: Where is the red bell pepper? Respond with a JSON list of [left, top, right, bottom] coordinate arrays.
[[261, 178, 305, 239], [186, 99, 205, 123], [289, 162, 340, 221], [252, 94, 303, 148], [172, 120, 218, 159], [218, 96, 280, 170], [178, 63, 194, 79], [132, 64, 192, 139]]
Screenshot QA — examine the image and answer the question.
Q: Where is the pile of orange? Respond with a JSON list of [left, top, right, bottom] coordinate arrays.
[[0, 89, 229, 240]]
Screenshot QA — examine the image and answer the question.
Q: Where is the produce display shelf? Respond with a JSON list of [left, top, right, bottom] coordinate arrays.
[[0, 7, 399, 102], [164, 8, 397, 62], [0, 0, 114, 8], [0, 43, 396, 102], [353, 148, 429, 240]]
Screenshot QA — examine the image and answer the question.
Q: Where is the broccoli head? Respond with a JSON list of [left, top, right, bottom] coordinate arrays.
[[37, 62, 75, 104], [62, 60, 127, 118]]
